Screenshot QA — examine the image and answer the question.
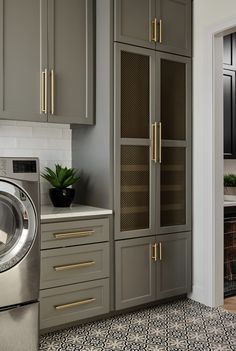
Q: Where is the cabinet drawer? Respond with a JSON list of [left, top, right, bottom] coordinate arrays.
[[40, 279, 110, 330], [41, 243, 109, 289], [41, 218, 109, 249]]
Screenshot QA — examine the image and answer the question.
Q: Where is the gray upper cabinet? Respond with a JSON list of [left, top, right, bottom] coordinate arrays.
[[156, 232, 191, 299], [114, 0, 156, 50], [156, 0, 191, 56], [0, 0, 94, 124], [47, 0, 94, 124], [0, 0, 46, 122], [114, 0, 192, 57]]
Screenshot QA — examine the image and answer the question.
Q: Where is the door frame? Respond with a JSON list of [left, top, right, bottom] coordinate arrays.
[[191, 16, 236, 307]]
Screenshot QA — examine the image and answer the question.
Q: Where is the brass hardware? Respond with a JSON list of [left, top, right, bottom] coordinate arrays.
[[151, 243, 157, 261], [41, 70, 46, 113], [151, 18, 157, 42], [159, 242, 162, 260], [159, 19, 163, 43], [44, 69, 48, 114], [158, 122, 162, 163], [55, 297, 96, 310], [151, 122, 157, 163], [54, 230, 95, 240], [50, 69, 55, 115], [54, 261, 95, 272]]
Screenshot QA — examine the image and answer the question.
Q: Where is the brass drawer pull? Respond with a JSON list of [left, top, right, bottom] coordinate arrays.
[[151, 243, 157, 261], [55, 297, 96, 310], [54, 230, 95, 240], [54, 260, 95, 272]]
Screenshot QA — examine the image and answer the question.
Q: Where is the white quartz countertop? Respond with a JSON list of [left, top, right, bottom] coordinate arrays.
[[224, 201, 236, 207], [41, 204, 113, 221]]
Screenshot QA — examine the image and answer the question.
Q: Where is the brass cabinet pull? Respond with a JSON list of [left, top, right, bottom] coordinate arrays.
[[54, 230, 95, 240], [41, 70, 47, 114], [54, 260, 95, 272], [55, 297, 96, 310], [158, 122, 162, 164], [151, 243, 157, 261], [159, 242, 163, 260], [50, 69, 55, 115], [151, 18, 157, 42], [159, 19, 163, 43], [151, 122, 157, 163]]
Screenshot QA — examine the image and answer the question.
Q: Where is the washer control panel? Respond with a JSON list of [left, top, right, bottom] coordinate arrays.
[[0, 159, 7, 177]]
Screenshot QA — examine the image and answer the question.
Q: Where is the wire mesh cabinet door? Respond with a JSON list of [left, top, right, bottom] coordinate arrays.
[[114, 43, 157, 240]]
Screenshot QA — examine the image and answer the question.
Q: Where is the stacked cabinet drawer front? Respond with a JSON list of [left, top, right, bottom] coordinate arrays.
[[41, 242, 109, 289], [41, 279, 109, 330], [114, 0, 192, 57], [40, 218, 110, 330], [41, 218, 109, 249]]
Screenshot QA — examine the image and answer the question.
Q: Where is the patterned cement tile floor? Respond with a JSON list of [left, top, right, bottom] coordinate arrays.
[[40, 299, 236, 351]]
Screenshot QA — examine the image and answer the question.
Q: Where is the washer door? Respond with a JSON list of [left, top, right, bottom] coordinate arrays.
[[0, 180, 37, 272]]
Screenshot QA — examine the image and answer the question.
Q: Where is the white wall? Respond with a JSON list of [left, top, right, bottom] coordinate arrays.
[[192, 0, 236, 307], [0, 120, 71, 205]]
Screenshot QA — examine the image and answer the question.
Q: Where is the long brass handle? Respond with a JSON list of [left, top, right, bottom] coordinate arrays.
[[158, 122, 162, 164], [54, 260, 95, 272], [159, 20, 163, 43], [44, 69, 48, 114], [151, 18, 157, 42], [55, 297, 96, 310], [50, 69, 55, 115], [54, 230, 95, 240], [151, 243, 157, 261], [151, 123, 157, 163], [41, 70, 46, 114], [159, 242, 162, 260]]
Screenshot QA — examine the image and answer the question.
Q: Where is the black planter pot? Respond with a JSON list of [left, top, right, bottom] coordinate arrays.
[[49, 188, 75, 207]]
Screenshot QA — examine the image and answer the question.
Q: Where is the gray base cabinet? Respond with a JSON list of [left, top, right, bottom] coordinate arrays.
[[114, 0, 192, 57], [115, 237, 156, 310], [156, 232, 191, 300], [40, 217, 110, 330], [115, 232, 191, 310]]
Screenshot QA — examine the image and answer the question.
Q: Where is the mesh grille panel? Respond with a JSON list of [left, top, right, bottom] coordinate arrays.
[[160, 147, 186, 227], [121, 145, 149, 232], [121, 51, 149, 139]]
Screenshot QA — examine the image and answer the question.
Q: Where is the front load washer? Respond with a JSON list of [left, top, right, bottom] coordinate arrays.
[[0, 158, 40, 351]]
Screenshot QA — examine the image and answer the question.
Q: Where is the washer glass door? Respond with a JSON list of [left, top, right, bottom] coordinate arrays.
[[0, 180, 37, 272]]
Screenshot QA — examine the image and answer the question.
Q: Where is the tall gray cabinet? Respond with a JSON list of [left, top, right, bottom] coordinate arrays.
[[114, 1, 192, 310], [0, 0, 94, 124]]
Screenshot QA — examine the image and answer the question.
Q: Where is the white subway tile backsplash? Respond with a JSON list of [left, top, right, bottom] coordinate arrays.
[[0, 120, 72, 205]]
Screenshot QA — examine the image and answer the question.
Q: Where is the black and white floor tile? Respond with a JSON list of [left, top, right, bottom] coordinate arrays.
[[40, 299, 236, 351]]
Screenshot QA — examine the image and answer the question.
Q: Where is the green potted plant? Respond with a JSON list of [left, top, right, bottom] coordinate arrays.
[[41, 164, 80, 207], [224, 174, 236, 200]]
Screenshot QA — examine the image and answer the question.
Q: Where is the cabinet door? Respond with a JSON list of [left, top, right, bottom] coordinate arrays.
[[156, 232, 191, 299], [0, 0, 47, 122], [114, 0, 156, 50], [223, 34, 236, 71], [156, 52, 191, 234], [114, 43, 156, 240], [115, 237, 156, 310], [156, 0, 191, 57], [47, 0, 94, 124], [224, 70, 236, 159]]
